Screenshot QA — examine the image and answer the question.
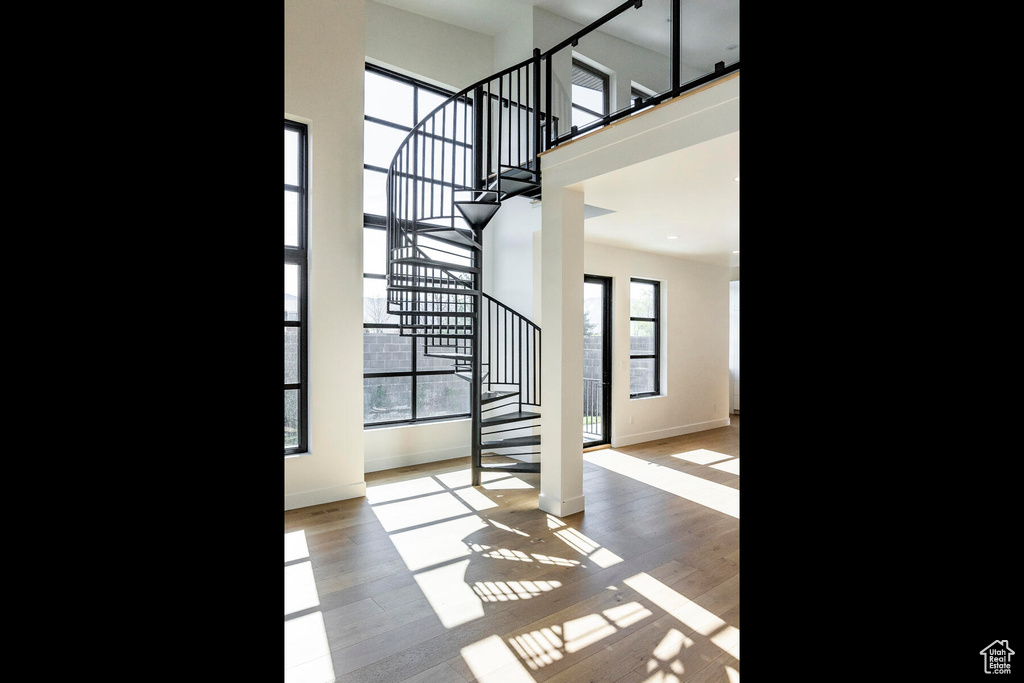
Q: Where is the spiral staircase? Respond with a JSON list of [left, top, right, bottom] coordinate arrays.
[[384, 0, 739, 486]]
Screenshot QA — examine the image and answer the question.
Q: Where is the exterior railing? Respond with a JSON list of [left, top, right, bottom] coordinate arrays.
[[583, 377, 603, 440], [481, 294, 541, 409]]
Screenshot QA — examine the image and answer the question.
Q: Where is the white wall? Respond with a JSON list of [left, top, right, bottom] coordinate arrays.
[[532, 7, 676, 119], [285, 0, 367, 510], [484, 195, 542, 320], [585, 243, 731, 447], [365, 0, 494, 91]]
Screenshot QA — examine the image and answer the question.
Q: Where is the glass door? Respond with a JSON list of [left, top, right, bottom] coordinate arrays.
[[584, 275, 612, 446]]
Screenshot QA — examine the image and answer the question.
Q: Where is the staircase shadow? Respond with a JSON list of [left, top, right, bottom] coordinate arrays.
[[366, 464, 739, 682]]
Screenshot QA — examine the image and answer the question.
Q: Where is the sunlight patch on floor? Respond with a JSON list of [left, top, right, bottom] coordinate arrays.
[[531, 553, 581, 567], [710, 458, 739, 475], [285, 561, 320, 616], [501, 600, 655, 673], [670, 449, 734, 466], [481, 475, 535, 490], [284, 536, 336, 683], [415, 559, 486, 628], [454, 485, 501, 510], [480, 547, 532, 562], [509, 627, 565, 669], [585, 449, 739, 518], [371, 490, 477, 533], [553, 526, 623, 568], [489, 519, 530, 536], [388, 514, 489, 572], [623, 572, 739, 661], [365, 476, 445, 504], [285, 530, 309, 563], [604, 601, 653, 629], [284, 654, 337, 683], [434, 469, 519, 489], [461, 634, 537, 682], [473, 579, 562, 602], [563, 613, 618, 653], [284, 611, 333, 670]]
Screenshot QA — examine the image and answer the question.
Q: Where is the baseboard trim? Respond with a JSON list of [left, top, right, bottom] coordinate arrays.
[[538, 493, 585, 517], [285, 480, 366, 511], [612, 418, 731, 448], [364, 445, 468, 473]]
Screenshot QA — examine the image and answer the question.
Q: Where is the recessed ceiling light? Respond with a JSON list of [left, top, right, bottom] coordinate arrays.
[[667, 235, 678, 239], [732, 250, 740, 254], [734, 176, 739, 182]]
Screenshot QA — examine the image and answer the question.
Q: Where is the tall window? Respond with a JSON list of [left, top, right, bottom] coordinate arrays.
[[285, 120, 309, 454], [571, 59, 609, 130], [362, 64, 472, 427], [629, 278, 660, 398]]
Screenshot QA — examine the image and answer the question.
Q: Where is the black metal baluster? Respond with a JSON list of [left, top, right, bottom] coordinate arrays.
[[544, 56, 552, 151], [440, 103, 447, 215], [671, 0, 680, 94]]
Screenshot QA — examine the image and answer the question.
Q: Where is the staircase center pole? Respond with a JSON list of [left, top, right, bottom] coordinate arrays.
[[471, 85, 485, 486]]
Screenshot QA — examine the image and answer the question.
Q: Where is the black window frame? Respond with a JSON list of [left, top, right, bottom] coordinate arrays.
[[285, 119, 309, 455], [629, 277, 661, 399], [362, 63, 473, 429], [571, 58, 610, 127]]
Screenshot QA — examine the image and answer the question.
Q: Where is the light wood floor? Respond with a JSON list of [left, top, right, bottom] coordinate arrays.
[[285, 415, 739, 683]]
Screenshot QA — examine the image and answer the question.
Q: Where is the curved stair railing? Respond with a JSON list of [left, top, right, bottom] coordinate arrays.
[[386, 53, 546, 485], [385, 0, 739, 485]]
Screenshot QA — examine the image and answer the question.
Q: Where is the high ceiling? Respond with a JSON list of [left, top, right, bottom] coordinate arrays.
[[374, 0, 739, 268]]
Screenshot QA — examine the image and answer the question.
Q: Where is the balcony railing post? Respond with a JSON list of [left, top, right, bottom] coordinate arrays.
[[671, 0, 681, 95], [532, 47, 541, 173], [544, 55, 552, 151], [473, 85, 484, 192]]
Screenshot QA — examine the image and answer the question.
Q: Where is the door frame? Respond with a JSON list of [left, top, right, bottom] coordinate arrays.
[[584, 274, 613, 447]]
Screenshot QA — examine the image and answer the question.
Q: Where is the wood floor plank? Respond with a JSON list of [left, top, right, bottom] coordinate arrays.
[[284, 417, 740, 683]]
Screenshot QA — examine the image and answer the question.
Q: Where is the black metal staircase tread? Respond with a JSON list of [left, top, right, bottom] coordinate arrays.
[[481, 411, 541, 426], [488, 177, 540, 199], [391, 257, 480, 273], [388, 285, 480, 295], [413, 230, 482, 250], [499, 167, 538, 181], [454, 200, 502, 231], [478, 462, 541, 474], [481, 390, 519, 404], [424, 352, 472, 360], [392, 317, 476, 324], [480, 435, 541, 448]]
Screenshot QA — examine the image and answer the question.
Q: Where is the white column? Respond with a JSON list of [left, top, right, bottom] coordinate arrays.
[[539, 186, 585, 517]]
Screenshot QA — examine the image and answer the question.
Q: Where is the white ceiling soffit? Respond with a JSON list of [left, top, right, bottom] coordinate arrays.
[[581, 131, 739, 268]]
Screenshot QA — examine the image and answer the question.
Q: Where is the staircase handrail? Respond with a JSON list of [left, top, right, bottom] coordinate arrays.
[[385, 53, 540, 242]]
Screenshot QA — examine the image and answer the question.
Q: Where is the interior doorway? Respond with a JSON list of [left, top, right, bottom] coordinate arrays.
[[584, 275, 612, 446]]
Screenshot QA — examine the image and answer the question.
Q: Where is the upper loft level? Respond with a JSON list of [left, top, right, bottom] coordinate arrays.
[[368, 0, 739, 157], [376, 0, 739, 259]]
